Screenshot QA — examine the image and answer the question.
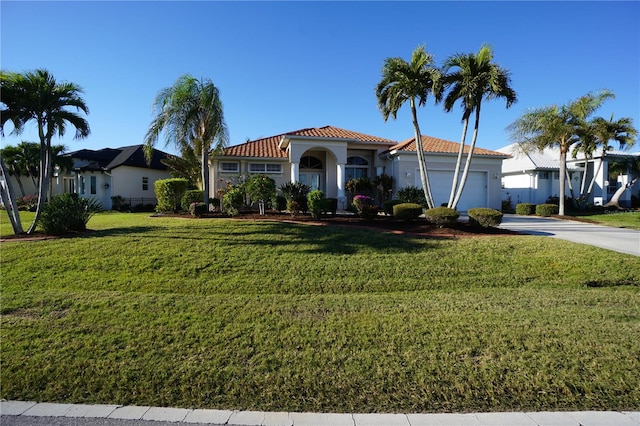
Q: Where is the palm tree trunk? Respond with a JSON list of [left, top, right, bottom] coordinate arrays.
[[0, 156, 24, 234], [558, 145, 568, 216], [587, 155, 604, 196], [451, 104, 481, 210], [448, 116, 469, 208], [579, 156, 589, 196], [28, 121, 52, 234], [410, 99, 434, 209]]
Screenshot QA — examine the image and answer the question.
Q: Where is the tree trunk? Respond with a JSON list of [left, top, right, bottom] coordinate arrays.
[[448, 116, 469, 208], [0, 156, 24, 234], [410, 99, 434, 209], [28, 121, 52, 234], [451, 104, 481, 210], [587, 155, 604, 196], [558, 145, 568, 216], [604, 177, 638, 209]]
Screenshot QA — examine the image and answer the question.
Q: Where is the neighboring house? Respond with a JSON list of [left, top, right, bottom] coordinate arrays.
[[498, 143, 639, 207], [211, 125, 507, 211], [58, 145, 172, 210]]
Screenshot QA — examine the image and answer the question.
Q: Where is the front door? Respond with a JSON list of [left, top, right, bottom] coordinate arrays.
[[299, 155, 324, 191], [299, 173, 322, 191]]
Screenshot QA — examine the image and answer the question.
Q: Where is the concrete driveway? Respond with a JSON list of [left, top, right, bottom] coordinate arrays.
[[499, 214, 640, 256]]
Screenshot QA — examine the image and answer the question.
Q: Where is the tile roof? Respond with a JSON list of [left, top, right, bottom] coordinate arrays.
[[220, 126, 396, 158], [387, 136, 508, 157]]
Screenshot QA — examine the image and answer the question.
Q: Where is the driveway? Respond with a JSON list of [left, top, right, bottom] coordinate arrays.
[[499, 214, 640, 256]]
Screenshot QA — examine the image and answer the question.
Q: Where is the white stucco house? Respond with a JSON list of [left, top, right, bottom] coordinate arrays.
[[210, 125, 508, 212], [60, 145, 172, 210], [498, 143, 640, 207]]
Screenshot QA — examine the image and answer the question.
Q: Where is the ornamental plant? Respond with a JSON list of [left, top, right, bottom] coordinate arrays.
[[307, 190, 327, 219], [155, 178, 188, 213], [353, 195, 378, 219], [425, 206, 459, 227], [246, 175, 277, 215], [38, 193, 101, 235], [468, 207, 503, 228]]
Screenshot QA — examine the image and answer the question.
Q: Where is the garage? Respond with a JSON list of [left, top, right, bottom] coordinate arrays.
[[416, 170, 488, 212]]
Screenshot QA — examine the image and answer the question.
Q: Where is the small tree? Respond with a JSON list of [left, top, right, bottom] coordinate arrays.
[[154, 178, 188, 213], [246, 175, 276, 215]]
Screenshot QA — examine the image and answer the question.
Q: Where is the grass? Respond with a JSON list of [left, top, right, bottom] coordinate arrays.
[[570, 211, 640, 230], [1, 212, 639, 413]]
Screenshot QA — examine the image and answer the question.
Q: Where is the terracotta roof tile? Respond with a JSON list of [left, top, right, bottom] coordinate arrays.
[[220, 126, 396, 158], [388, 136, 507, 157]]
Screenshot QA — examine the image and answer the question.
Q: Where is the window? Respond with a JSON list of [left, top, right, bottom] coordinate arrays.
[[300, 156, 323, 170], [142, 177, 149, 191], [539, 171, 549, 179], [80, 176, 86, 194], [249, 163, 282, 174], [346, 156, 369, 181], [553, 172, 560, 180], [221, 162, 239, 173], [90, 176, 97, 195]]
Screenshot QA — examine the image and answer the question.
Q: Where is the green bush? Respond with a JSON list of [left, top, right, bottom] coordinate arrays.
[[222, 187, 245, 217], [308, 190, 327, 219], [398, 186, 427, 207], [155, 178, 189, 213], [280, 182, 309, 213], [352, 195, 378, 219], [181, 190, 204, 211], [515, 203, 536, 215], [536, 203, 559, 217], [383, 199, 404, 216], [287, 200, 301, 216], [38, 193, 102, 235], [246, 175, 277, 215], [392, 203, 423, 221], [346, 177, 373, 197], [468, 208, 503, 228], [425, 206, 459, 227], [272, 195, 287, 212]]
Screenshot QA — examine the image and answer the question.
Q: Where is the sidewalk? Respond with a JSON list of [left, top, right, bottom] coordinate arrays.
[[1, 401, 639, 426]]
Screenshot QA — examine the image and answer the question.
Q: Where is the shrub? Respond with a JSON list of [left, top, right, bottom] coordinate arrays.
[[246, 175, 277, 215], [189, 202, 208, 217], [536, 203, 558, 217], [397, 186, 427, 207], [373, 174, 394, 203], [382, 199, 404, 216], [16, 194, 38, 211], [425, 206, 459, 227], [392, 203, 423, 221], [155, 178, 188, 213], [515, 203, 536, 215], [287, 200, 301, 217], [468, 208, 503, 228], [111, 195, 126, 212], [181, 190, 204, 211], [280, 182, 309, 213], [307, 190, 327, 219], [222, 186, 245, 217], [346, 177, 373, 197], [352, 194, 378, 219], [38, 193, 101, 235], [325, 198, 338, 215], [272, 195, 287, 212]]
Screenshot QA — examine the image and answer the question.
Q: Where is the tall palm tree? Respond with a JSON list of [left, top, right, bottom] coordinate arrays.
[[1, 69, 90, 234], [441, 44, 517, 209], [144, 74, 228, 210], [376, 45, 441, 209], [582, 115, 636, 197], [507, 90, 614, 215]]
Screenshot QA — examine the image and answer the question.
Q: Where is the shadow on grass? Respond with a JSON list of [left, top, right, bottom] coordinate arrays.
[[84, 221, 439, 254]]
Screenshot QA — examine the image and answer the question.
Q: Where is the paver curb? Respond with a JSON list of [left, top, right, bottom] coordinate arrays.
[[0, 401, 638, 425]]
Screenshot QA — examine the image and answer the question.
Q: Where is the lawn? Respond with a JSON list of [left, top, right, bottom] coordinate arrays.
[[572, 210, 640, 230], [1, 212, 639, 413]]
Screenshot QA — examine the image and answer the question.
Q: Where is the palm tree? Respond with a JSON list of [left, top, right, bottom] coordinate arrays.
[[507, 90, 614, 215], [144, 74, 228, 210], [1, 69, 90, 234], [376, 45, 441, 209], [441, 44, 517, 209]]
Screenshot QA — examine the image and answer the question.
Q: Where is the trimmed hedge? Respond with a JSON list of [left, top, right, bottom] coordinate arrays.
[[468, 208, 503, 228], [181, 190, 204, 211], [308, 190, 327, 219], [425, 207, 459, 227], [392, 203, 423, 221], [515, 203, 536, 215], [383, 199, 404, 216], [536, 203, 559, 217], [155, 178, 189, 213]]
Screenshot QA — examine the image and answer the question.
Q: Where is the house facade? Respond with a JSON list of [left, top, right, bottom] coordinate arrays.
[[61, 145, 172, 210], [498, 143, 639, 207], [211, 126, 507, 211]]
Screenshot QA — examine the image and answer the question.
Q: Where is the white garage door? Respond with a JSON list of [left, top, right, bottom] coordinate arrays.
[[416, 170, 488, 211]]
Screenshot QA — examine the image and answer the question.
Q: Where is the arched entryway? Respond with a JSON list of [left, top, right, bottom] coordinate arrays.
[[299, 155, 324, 191]]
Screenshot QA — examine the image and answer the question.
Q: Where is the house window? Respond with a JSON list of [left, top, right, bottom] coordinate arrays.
[[80, 176, 86, 194], [221, 162, 239, 173], [142, 177, 149, 191], [249, 163, 282, 174], [346, 156, 369, 181], [90, 176, 97, 195], [539, 172, 549, 179], [300, 156, 323, 170], [553, 172, 560, 180]]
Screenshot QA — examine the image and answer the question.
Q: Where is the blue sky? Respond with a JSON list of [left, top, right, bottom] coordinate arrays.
[[1, 1, 639, 156]]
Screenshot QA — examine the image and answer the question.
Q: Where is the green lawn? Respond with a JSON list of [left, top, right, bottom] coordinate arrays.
[[572, 211, 640, 230], [1, 212, 639, 413]]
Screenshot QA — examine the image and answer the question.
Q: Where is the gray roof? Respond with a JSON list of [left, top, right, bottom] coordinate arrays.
[[66, 145, 169, 172]]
